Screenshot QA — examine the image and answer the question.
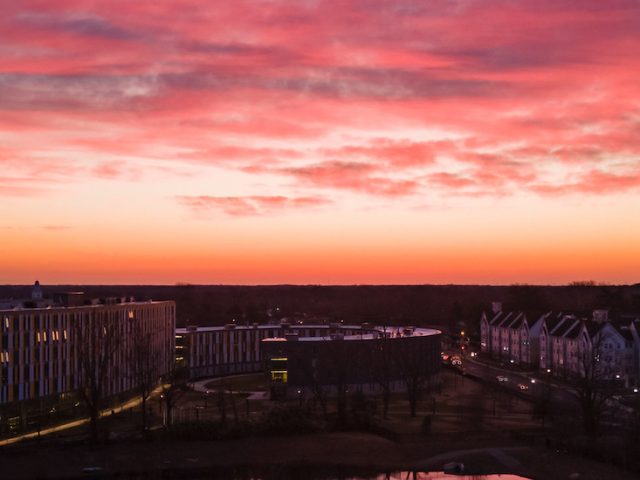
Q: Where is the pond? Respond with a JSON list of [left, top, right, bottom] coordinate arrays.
[[186, 469, 530, 480]]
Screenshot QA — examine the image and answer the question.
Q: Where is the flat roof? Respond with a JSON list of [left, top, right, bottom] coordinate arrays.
[[176, 324, 364, 334], [177, 325, 441, 341], [0, 300, 173, 314]]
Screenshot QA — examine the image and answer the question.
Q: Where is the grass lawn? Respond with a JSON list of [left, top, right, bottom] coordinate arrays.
[[204, 373, 268, 392]]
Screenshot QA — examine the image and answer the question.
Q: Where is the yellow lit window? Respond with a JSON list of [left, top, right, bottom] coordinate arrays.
[[270, 370, 288, 383]]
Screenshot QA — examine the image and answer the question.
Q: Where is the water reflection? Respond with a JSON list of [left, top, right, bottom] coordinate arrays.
[[202, 472, 530, 480], [341, 474, 529, 480]]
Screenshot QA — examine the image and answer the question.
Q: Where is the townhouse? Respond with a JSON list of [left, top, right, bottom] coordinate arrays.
[[480, 303, 544, 368], [481, 304, 640, 385]]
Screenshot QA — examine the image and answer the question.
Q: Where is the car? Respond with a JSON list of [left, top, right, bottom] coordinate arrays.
[[517, 383, 529, 391], [496, 375, 509, 383]]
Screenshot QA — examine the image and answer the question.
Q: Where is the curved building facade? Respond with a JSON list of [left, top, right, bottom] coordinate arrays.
[[176, 323, 375, 378], [176, 323, 441, 399], [262, 327, 441, 399]]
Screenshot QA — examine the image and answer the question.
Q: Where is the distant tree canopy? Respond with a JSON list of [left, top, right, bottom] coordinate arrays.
[[1, 284, 637, 330]]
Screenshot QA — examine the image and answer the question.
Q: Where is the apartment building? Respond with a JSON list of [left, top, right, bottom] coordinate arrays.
[[480, 304, 544, 367], [0, 286, 175, 410], [481, 304, 640, 385]]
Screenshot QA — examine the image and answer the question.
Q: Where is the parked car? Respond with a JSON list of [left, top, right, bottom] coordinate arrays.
[[496, 375, 509, 383]]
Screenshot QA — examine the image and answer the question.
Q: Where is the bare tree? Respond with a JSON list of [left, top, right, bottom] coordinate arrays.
[[394, 335, 431, 417], [221, 378, 239, 425], [369, 327, 393, 419], [324, 339, 352, 427], [570, 333, 617, 436], [216, 388, 227, 424], [300, 357, 328, 419], [75, 313, 121, 442], [130, 321, 159, 433], [532, 381, 553, 429], [159, 366, 189, 427]]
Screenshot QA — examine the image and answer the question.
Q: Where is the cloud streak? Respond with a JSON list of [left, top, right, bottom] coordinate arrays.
[[177, 195, 331, 216]]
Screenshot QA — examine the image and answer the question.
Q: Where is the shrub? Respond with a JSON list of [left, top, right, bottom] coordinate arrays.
[[257, 406, 319, 435], [422, 414, 432, 435]]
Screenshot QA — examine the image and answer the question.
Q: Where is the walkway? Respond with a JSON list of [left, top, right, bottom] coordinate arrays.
[[189, 375, 269, 401], [0, 385, 165, 447]]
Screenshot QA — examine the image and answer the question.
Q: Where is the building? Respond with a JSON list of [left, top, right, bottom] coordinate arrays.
[[480, 304, 544, 367], [0, 284, 175, 432], [176, 322, 372, 378], [261, 326, 441, 400], [481, 304, 640, 386], [539, 313, 590, 377]]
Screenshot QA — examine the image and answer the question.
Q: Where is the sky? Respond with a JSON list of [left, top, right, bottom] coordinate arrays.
[[1, 0, 639, 285]]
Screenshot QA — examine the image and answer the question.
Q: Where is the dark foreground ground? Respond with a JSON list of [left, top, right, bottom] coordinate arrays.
[[1, 431, 637, 480]]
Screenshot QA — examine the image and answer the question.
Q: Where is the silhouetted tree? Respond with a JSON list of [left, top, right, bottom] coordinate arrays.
[[368, 327, 393, 419], [160, 366, 189, 427], [325, 340, 352, 427], [569, 334, 617, 436], [130, 320, 160, 433], [300, 357, 328, 420], [532, 382, 553, 429], [75, 314, 121, 442], [395, 335, 431, 417]]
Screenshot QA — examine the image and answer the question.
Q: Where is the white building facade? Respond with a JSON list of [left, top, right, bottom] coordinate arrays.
[[0, 300, 175, 406]]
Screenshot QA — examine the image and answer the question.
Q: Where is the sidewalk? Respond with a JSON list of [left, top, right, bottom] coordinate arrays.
[[190, 375, 269, 401], [0, 384, 165, 447]]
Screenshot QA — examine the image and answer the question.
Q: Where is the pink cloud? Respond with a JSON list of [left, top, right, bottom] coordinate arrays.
[[177, 195, 331, 216], [1, 0, 640, 203], [279, 161, 419, 196], [319, 139, 448, 167], [531, 169, 640, 196]]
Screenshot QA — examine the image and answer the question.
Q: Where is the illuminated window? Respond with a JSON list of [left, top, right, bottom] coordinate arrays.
[[128, 311, 134, 319], [270, 370, 288, 383]]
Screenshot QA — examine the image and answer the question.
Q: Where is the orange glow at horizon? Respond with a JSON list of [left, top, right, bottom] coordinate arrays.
[[1, 1, 640, 285]]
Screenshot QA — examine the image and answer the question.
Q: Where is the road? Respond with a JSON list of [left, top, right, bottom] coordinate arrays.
[[461, 357, 578, 406], [456, 356, 635, 427]]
